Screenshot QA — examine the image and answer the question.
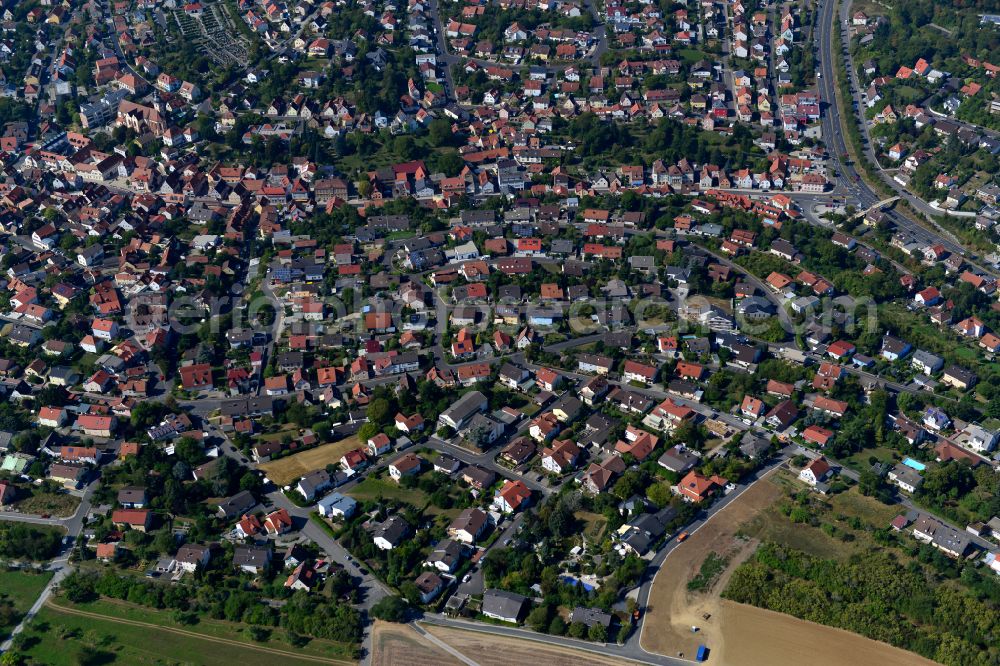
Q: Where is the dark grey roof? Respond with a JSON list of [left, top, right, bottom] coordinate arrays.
[[216, 490, 257, 519], [233, 545, 271, 568], [482, 589, 527, 621], [657, 445, 699, 472], [943, 364, 976, 385], [375, 515, 411, 546], [570, 607, 612, 628]]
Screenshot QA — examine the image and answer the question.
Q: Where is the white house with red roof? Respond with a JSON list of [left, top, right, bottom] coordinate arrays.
[[367, 433, 392, 456], [623, 360, 659, 385], [799, 457, 832, 486], [542, 439, 581, 474], [496, 480, 532, 513], [264, 509, 293, 535], [340, 448, 368, 475]]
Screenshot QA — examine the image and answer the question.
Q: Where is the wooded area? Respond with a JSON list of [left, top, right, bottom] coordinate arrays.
[[723, 542, 1000, 666]]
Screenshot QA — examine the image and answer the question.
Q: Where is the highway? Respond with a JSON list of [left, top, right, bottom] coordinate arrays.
[[833, 0, 998, 244], [814, 0, 997, 276]]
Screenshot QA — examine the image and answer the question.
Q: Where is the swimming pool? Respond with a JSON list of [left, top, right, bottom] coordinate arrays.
[[560, 576, 595, 592], [902, 457, 926, 472]]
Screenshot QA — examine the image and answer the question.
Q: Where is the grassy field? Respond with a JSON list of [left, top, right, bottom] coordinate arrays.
[[256, 423, 306, 443], [738, 475, 907, 560], [737, 473, 858, 561], [0, 569, 52, 634], [677, 47, 713, 64], [842, 445, 897, 473], [576, 511, 608, 543], [260, 436, 362, 486], [19, 597, 356, 665], [953, 346, 978, 362], [828, 487, 901, 528], [348, 475, 431, 507], [348, 474, 462, 518]]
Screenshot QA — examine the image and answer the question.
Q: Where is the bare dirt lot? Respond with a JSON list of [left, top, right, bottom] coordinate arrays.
[[641, 470, 938, 666], [422, 623, 646, 666], [371, 621, 462, 666], [259, 437, 362, 486], [641, 470, 783, 660]]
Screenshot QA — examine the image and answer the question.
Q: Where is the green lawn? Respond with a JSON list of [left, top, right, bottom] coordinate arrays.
[[256, 423, 302, 443], [347, 476, 431, 507], [892, 85, 924, 104], [348, 475, 462, 518], [520, 403, 541, 417], [842, 445, 897, 473], [677, 47, 711, 64], [0, 569, 52, 634], [953, 346, 978, 362], [16, 597, 355, 665]]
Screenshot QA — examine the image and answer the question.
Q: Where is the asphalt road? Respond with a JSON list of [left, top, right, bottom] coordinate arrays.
[[814, 0, 997, 276], [832, 0, 996, 247]]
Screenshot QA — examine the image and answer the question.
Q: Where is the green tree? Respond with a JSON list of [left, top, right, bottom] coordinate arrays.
[[646, 482, 672, 508], [526, 604, 551, 632], [366, 398, 393, 427], [370, 596, 409, 622], [588, 623, 608, 642], [174, 437, 203, 466], [428, 118, 455, 146]]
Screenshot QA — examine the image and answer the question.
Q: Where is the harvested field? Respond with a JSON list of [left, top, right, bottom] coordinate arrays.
[[714, 601, 939, 666], [422, 623, 645, 666], [259, 437, 362, 485], [371, 621, 462, 666]]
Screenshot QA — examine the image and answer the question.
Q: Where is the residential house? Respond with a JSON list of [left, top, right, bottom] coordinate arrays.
[[448, 508, 489, 544], [676, 470, 727, 503], [482, 589, 527, 623], [496, 480, 531, 513], [798, 457, 832, 486], [374, 515, 411, 550]]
